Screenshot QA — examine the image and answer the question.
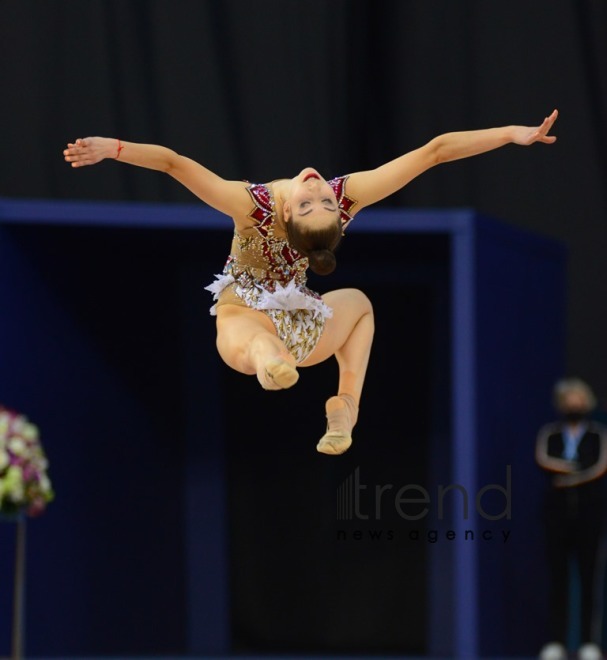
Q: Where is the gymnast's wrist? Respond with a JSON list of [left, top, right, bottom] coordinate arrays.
[[95, 137, 120, 161], [112, 138, 125, 159]]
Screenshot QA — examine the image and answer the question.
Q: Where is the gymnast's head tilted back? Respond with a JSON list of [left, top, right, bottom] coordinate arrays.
[[283, 167, 343, 275]]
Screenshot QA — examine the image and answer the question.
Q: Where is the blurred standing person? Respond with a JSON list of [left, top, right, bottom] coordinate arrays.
[[536, 378, 607, 660]]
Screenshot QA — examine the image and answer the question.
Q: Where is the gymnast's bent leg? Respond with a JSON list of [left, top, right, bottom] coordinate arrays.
[[215, 304, 298, 390], [299, 288, 374, 454]]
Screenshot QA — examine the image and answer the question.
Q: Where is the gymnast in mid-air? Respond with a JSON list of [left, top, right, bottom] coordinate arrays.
[[63, 109, 558, 455]]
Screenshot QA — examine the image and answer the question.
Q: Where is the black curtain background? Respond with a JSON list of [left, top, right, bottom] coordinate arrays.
[[2, 0, 607, 398], [1, 0, 607, 654]]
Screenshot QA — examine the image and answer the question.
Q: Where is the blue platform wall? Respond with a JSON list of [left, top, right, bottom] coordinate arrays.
[[473, 219, 567, 656], [0, 223, 190, 656], [0, 199, 566, 658]]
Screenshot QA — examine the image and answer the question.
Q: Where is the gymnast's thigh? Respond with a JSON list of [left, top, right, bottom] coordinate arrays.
[[215, 304, 279, 373], [298, 288, 373, 367]]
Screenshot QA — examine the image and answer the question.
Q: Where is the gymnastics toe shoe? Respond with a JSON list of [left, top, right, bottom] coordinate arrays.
[[316, 430, 353, 455], [257, 358, 299, 390]]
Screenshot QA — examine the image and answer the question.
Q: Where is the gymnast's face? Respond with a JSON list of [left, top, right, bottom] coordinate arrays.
[[285, 168, 340, 229]]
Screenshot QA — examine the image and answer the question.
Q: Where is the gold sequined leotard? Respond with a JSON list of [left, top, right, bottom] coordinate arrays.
[[205, 176, 356, 363]]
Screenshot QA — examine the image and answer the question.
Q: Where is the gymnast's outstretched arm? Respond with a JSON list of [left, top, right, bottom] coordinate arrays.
[[345, 109, 558, 213], [63, 137, 251, 218]]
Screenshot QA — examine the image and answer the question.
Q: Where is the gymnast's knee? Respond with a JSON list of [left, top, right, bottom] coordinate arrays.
[[348, 288, 374, 317]]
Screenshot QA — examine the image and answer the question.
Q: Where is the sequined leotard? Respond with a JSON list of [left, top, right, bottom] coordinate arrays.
[[205, 176, 356, 363]]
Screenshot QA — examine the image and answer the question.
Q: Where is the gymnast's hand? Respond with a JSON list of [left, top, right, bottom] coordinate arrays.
[[511, 109, 558, 146], [63, 137, 119, 167]]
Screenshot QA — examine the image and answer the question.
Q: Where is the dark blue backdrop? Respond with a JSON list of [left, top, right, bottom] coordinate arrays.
[[0, 199, 565, 658]]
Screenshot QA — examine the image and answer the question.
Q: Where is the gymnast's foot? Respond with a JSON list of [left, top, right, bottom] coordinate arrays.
[[316, 394, 359, 455], [257, 357, 299, 391]]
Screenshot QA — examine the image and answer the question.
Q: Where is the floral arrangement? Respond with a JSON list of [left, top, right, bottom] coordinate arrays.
[[0, 406, 54, 517]]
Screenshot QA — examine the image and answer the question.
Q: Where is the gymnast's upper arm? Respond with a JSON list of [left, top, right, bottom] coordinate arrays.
[[167, 155, 251, 218], [344, 142, 438, 213]]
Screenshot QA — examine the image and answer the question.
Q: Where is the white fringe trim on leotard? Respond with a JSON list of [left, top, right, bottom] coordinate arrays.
[[204, 273, 333, 320]]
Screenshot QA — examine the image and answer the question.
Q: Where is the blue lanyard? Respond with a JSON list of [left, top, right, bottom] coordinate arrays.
[[562, 425, 586, 461]]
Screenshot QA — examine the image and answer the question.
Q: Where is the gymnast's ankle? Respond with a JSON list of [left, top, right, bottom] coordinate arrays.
[[316, 394, 359, 455]]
